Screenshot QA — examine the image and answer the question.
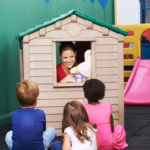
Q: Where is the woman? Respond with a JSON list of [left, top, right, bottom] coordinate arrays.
[[57, 42, 77, 83]]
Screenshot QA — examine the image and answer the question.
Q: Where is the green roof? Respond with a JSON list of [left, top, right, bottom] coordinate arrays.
[[16, 9, 128, 48]]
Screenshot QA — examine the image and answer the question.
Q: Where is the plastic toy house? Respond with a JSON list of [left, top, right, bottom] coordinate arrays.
[[16, 10, 128, 135]]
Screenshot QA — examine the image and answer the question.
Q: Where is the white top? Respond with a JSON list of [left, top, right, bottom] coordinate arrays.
[[64, 126, 97, 150]]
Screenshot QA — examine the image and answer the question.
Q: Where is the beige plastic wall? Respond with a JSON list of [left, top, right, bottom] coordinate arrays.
[[22, 15, 124, 136]]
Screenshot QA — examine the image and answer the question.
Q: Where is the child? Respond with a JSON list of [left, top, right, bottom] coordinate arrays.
[[51, 101, 98, 150], [5, 80, 57, 150], [83, 79, 128, 150]]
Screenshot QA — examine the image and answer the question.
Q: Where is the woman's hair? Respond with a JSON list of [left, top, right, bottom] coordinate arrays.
[[83, 79, 105, 103], [59, 42, 76, 55], [16, 80, 39, 107], [62, 101, 97, 143]]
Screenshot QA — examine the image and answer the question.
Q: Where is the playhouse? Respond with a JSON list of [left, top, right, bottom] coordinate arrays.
[[16, 10, 128, 135]]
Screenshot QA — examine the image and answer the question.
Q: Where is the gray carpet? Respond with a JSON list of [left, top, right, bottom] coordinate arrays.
[[124, 106, 150, 150]]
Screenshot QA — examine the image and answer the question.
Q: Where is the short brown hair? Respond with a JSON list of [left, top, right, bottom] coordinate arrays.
[[16, 80, 39, 107], [62, 101, 96, 143]]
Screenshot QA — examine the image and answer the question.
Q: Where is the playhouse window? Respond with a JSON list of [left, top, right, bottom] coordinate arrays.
[[54, 41, 92, 87]]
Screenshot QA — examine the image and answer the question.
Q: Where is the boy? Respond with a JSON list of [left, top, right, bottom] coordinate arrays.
[[5, 80, 56, 150]]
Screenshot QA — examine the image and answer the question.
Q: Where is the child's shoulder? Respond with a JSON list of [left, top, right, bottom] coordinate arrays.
[[11, 108, 45, 116], [11, 109, 19, 117], [35, 108, 45, 112], [64, 126, 74, 135], [35, 109, 45, 116], [64, 126, 73, 131], [84, 102, 112, 107], [100, 102, 112, 109]]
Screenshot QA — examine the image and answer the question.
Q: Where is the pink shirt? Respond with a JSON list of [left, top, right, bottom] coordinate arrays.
[[84, 102, 128, 150]]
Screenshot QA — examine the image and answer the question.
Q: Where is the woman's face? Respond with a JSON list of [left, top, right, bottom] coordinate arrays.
[[60, 50, 77, 69]]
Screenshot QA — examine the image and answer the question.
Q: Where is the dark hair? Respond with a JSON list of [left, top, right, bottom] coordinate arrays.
[[16, 80, 39, 107], [83, 79, 105, 103], [59, 42, 76, 55], [62, 101, 96, 143]]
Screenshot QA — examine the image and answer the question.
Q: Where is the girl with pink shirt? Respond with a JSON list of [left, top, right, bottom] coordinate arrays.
[[83, 79, 128, 150]]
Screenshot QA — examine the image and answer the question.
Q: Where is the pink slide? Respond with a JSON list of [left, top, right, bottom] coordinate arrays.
[[124, 58, 150, 105]]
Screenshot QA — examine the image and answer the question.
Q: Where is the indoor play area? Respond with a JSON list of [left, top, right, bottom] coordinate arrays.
[[118, 24, 150, 105]]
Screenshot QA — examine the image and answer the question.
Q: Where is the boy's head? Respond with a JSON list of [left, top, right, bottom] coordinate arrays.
[[16, 80, 39, 107], [83, 79, 105, 103]]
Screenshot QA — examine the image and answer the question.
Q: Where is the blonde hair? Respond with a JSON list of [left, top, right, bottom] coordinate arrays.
[[62, 101, 97, 143], [16, 80, 39, 107]]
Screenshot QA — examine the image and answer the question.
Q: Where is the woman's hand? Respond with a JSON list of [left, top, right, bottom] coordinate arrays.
[[60, 74, 75, 83]]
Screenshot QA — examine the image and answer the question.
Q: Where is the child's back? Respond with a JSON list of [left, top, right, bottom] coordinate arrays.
[[84, 103, 112, 145], [11, 108, 45, 150], [83, 79, 128, 150], [51, 101, 98, 150], [64, 126, 97, 150], [84, 102, 128, 150], [5, 80, 56, 150]]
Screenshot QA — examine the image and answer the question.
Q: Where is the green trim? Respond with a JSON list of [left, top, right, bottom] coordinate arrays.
[[74, 11, 127, 35], [15, 9, 75, 40], [0, 113, 11, 127], [16, 9, 128, 49]]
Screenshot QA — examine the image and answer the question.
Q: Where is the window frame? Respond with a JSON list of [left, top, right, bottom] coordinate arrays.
[[52, 38, 96, 88], [140, 0, 150, 23]]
